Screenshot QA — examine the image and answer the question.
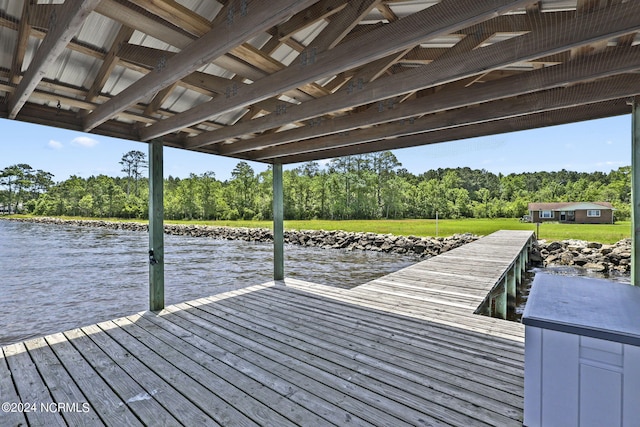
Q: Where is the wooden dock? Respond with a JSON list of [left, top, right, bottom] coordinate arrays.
[[1, 230, 534, 426]]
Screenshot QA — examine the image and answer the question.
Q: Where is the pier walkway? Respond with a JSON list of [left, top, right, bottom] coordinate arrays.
[[1, 230, 534, 426]]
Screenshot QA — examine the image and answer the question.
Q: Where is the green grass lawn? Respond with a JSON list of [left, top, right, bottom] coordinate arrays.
[[279, 218, 630, 244], [6, 215, 631, 244]]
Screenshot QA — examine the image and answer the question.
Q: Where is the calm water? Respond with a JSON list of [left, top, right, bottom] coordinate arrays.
[[0, 221, 419, 347]]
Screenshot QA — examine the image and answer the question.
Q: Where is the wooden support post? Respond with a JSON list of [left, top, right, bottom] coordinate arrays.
[[633, 99, 640, 286], [273, 163, 284, 281], [507, 265, 516, 314], [149, 140, 164, 310], [480, 299, 491, 316], [495, 278, 507, 320]]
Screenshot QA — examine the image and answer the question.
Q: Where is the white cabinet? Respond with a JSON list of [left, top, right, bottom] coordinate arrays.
[[522, 274, 640, 427]]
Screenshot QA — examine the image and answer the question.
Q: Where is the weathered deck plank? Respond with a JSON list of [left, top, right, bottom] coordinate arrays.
[[182, 298, 515, 426], [200, 288, 524, 414], [1, 230, 533, 426], [23, 336, 103, 426], [126, 313, 335, 427], [0, 346, 28, 427], [45, 331, 147, 427], [3, 341, 67, 427], [64, 327, 185, 425]]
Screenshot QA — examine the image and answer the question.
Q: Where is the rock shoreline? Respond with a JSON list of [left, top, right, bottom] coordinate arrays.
[[3, 217, 477, 257], [534, 238, 631, 273], [4, 217, 631, 271]]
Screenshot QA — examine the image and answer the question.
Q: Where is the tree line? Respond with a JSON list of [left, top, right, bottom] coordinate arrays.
[[0, 150, 632, 221]]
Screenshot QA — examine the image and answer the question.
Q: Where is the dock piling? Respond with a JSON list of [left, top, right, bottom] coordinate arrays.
[[149, 140, 164, 311]]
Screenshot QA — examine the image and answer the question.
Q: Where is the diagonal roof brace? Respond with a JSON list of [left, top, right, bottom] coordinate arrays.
[[8, 0, 101, 119], [252, 74, 640, 160], [138, 0, 535, 142], [228, 46, 640, 156], [83, 0, 319, 132], [188, 2, 640, 151]]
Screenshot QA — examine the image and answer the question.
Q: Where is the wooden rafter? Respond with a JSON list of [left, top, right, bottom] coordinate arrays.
[[127, 0, 211, 37], [130, 0, 328, 104], [308, 0, 381, 52], [275, 0, 348, 41], [83, 0, 319, 132], [395, 31, 488, 104], [9, 1, 31, 85], [253, 74, 640, 160], [140, 0, 534, 142], [190, 3, 640, 152], [144, 82, 180, 116], [117, 42, 316, 110], [376, 3, 399, 22], [85, 26, 135, 104], [274, 99, 631, 164], [8, 0, 101, 119], [220, 46, 640, 157]]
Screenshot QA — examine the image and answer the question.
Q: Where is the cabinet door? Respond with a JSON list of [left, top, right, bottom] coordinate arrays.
[[541, 329, 580, 427], [623, 344, 640, 426], [579, 336, 623, 426]]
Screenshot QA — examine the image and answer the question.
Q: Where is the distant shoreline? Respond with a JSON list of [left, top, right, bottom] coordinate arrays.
[[2, 216, 631, 274], [1, 216, 477, 258]]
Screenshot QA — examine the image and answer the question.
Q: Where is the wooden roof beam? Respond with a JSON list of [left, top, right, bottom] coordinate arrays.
[[572, 0, 609, 58], [275, 0, 348, 41], [309, 0, 382, 52], [141, 0, 534, 142], [253, 74, 640, 160], [232, 46, 640, 156], [13, 103, 183, 146], [86, 26, 135, 104], [117, 43, 308, 110], [130, 0, 328, 101], [144, 82, 180, 116], [394, 31, 488, 104], [1, 5, 122, 63], [274, 99, 631, 164], [84, 0, 318, 132], [9, 1, 31, 85], [263, 1, 348, 54], [94, 0, 192, 48], [376, 3, 399, 22], [7, 0, 100, 119], [126, 0, 212, 37], [201, 2, 640, 153]]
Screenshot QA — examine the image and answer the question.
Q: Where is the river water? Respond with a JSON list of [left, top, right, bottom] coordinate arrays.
[[2, 221, 633, 347], [0, 220, 419, 347]]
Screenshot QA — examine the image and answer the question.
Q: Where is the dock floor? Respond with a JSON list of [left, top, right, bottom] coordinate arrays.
[[1, 230, 533, 426]]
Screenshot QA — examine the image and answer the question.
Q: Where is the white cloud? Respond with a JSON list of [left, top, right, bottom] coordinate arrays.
[[71, 136, 99, 148], [606, 140, 613, 145], [48, 140, 63, 150], [595, 160, 625, 167]]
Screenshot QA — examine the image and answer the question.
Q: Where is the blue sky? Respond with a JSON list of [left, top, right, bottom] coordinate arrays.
[[0, 114, 631, 182]]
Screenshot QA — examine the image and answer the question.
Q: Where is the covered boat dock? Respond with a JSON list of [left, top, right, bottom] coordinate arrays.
[[1, 0, 640, 425]]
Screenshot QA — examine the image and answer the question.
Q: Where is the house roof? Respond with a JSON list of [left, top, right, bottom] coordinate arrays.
[[0, 1, 639, 164], [528, 202, 614, 211]]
